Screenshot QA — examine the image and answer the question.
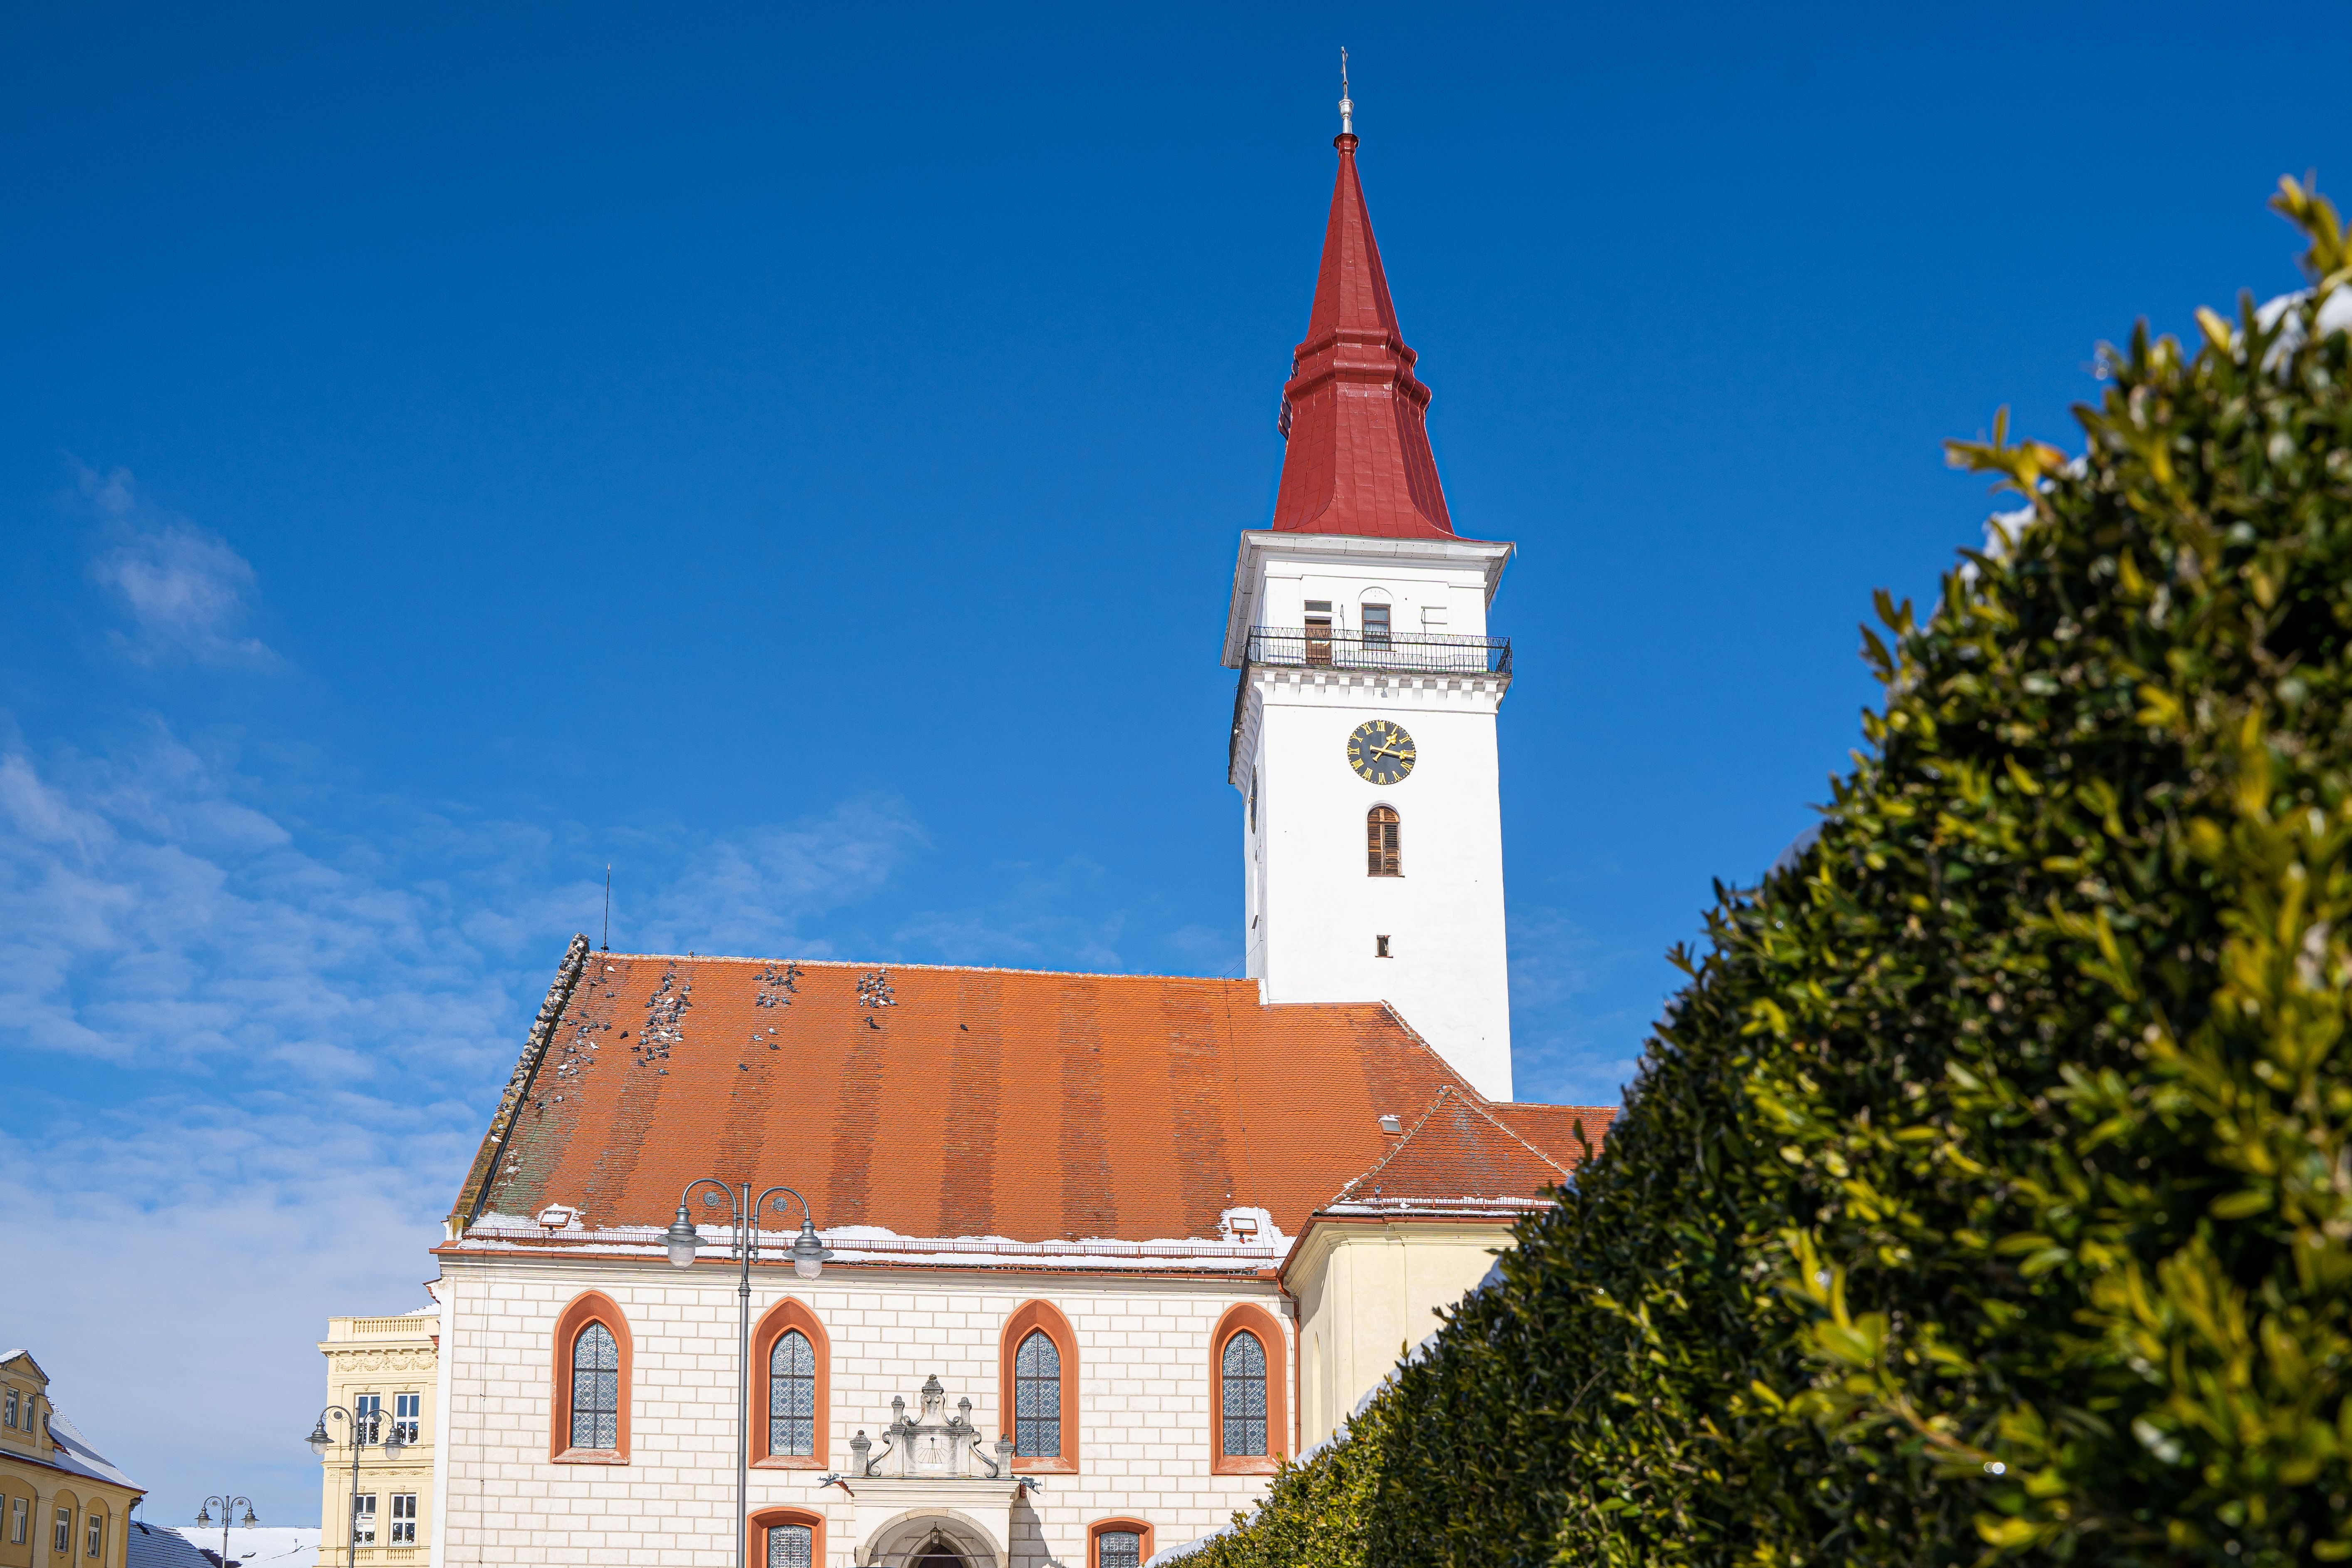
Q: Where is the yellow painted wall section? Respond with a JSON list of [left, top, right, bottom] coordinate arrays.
[[1287, 1220, 1512, 1445]]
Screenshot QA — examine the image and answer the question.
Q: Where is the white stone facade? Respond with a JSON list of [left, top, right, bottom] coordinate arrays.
[[1224, 529, 1518, 1101], [430, 1257, 1290, 1567]]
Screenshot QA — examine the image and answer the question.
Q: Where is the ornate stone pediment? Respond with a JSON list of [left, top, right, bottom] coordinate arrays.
[[848, 1375, 1013, 1481]]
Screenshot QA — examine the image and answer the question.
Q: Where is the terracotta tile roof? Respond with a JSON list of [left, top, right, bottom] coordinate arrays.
[[450, 939, 1611, 1252], [1327, 1087, 1594, 1208]]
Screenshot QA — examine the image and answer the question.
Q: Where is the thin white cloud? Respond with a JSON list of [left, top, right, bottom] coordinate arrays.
[[79, 467, 277, 667], [0, 724, 932, 1523]]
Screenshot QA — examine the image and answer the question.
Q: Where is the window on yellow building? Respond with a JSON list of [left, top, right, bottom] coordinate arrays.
[[86, 1511, 102, 1558], [53, 1507, 70, 1553], [352, 1495, 376, 1547], [394, 1393, 420, 1443], [9, 1498, 23, 1544], [391, 1494, 417, 1545], [3, 1387, 16, 1427]]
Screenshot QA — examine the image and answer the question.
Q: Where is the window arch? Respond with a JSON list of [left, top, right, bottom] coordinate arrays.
[[1210, 1303, 1288, 1474], [1091, 1519, 1155, 1568], [549, 1291, 632, 1462], [746, 1507, 824, 1568], [750, 1297, 830, 1467], [998, 1300, 1079, 1473], [1367, 807, 1401, 877]]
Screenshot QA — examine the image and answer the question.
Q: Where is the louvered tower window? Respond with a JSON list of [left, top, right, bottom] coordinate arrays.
[[770, 1330, 817, 1456], [1366, 807, 1401, 876], [1014, 1330, 1062, 1456], [570, 1322, 620, 1449]]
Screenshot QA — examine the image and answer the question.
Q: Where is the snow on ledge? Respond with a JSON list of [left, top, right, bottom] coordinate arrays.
[[452, 1215, 1291, 1274]]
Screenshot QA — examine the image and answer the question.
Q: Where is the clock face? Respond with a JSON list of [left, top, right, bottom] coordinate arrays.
[[1346, 720, 1416, 785]]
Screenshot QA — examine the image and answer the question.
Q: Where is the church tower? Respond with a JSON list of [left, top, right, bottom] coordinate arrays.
[[1223, 110, 1517, 1102]]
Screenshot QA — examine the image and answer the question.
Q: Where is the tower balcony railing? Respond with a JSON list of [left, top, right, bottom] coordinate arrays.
[[1244, 625, 1512, 676]]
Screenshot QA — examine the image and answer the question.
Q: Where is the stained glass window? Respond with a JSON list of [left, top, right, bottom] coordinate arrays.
[[1222, 1331, 1267, 1457], [570, 1322, 620, 1449], [770, 1329, 816, 1456], [766, 1522, 812, 1568], [1014, 1330, 1061, 1457]]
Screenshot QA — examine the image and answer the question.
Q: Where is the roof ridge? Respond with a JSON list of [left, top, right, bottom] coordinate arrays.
[[1329, 1085, 1458, 1204], [449, 933, 592, 1232], [577, 952, 1278, 985], [1452, 1094, 1576, 1182]]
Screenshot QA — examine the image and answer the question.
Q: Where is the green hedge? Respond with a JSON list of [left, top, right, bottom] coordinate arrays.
[[1194, 182, 2352, 1568]]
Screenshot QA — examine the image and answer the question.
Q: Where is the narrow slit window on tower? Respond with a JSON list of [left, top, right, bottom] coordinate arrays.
[[1376, 935, 1391, 958], [1362, 603, 1391, 649], [1367, 807, 1401, 877]]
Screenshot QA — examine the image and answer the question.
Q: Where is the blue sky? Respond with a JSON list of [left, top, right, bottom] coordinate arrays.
[[4, 0, 2347, 1526]]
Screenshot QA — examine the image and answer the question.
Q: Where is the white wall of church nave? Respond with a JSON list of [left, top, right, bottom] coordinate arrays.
[[1246, 681, 1512, 1102], [433, 1259, 1288, 1568]]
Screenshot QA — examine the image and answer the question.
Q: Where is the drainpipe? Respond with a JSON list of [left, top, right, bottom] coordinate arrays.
[[1272, 1272, 1302, 1461]]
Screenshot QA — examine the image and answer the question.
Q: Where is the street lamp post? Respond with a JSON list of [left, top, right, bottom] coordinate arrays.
[[663, 1180, 831, 1568], [305, 1403, 408, 1563], [193, 1495, 258, 1568]]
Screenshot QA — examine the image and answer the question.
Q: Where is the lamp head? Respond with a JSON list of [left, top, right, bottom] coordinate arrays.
[[789, 1217, 834, 1281], [663, 1203, 701, 1269], [194, 1506, 210, 1528], [241, 1507, 259, 1528], [383, 1423, 407, 1457], [306, 1417, 332, 1458]]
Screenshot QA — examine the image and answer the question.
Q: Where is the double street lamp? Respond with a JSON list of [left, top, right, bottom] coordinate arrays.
[[305, 1403, 408, 1561], [193, 1494, 258, 1568], [663, 1179, 832, 1568]]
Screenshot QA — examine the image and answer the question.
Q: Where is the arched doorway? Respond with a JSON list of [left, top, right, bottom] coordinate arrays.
[[859, 1511, 1003, 1568]]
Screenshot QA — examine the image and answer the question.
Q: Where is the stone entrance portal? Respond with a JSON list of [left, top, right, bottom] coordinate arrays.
[[846, 1375, 1024, 1568]]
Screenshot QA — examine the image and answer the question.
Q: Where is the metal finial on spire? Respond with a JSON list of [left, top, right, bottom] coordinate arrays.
[[1338, 47, 1353, 136]]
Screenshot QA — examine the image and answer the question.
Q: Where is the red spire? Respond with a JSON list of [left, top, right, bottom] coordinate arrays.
[[1270, 133, 1455, 540]]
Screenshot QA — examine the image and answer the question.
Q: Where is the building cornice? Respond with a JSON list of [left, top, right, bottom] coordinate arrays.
[[1275, 1206, 1539, 1289], [432, 1241, 1290, 1291]]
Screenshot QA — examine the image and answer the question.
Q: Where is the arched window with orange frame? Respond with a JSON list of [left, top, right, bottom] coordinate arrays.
[[549, 1291, 632, 1463], [746, 1506, 824, 1568], [998, 1300, 1079, 1473], [1091, 1519, 1154, 1568], [1209, 1302, 1288, 1474], [749, 1297, 830, 1468]]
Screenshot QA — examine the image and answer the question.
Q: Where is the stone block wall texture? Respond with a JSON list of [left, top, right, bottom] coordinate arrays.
[[439, 1260, 1289, 1567]]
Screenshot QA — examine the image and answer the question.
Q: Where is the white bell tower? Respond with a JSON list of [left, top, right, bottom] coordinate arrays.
[[1224, 533, 1515, 1101], [1223, 114, 1518, 1100]]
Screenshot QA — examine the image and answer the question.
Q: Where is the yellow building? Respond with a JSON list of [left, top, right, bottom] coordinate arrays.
[[314, 1313, 435, 1567], [0, 1351, 143, 1568]]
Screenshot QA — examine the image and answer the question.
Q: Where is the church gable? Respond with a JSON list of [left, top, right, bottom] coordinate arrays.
[[1327, 1086, 1608, 1210]]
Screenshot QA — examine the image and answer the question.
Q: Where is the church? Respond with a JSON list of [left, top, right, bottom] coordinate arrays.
[[422, 106, 1613, 1568]]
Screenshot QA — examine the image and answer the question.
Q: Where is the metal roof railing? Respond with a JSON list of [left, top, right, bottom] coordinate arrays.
[[1245, 625, 1511, 677]]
